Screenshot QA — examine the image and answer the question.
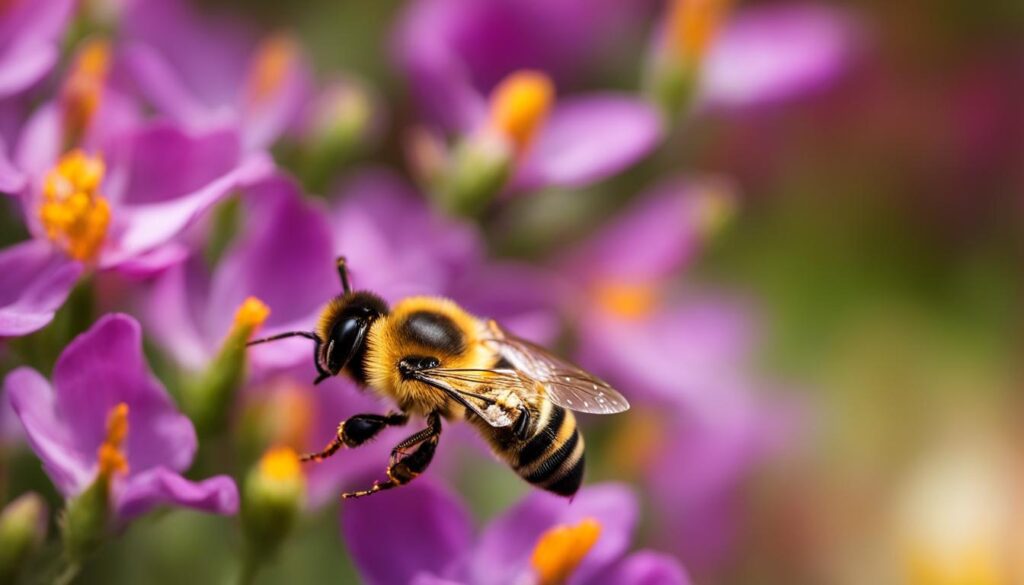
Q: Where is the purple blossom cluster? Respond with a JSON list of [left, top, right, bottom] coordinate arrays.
[[0, 0, 859, 582]]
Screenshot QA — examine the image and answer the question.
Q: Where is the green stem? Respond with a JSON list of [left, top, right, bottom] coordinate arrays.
[[53, 559, 81, 585], [237, 552, 263, 585]]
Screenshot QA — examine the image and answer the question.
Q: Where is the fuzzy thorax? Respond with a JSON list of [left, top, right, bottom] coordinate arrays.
[[363, 296, 492, 416]]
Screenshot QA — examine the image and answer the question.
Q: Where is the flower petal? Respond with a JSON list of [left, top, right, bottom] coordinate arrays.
[[516, 94, 662, 191], [562, 177, 726, 284], [0, 135, 27, 195], [0, 0, 75, 98], [103, 147, 274, 267], [343, 480, 472, 585], [590, 551, 692, 585], [52, 314, 198, 474], [471, 482, 638, 583], [116, 467, 239, 520], [701, 4, 859, 108], [206, 174, 337, 364], [0, 239, 81, 337], [5, 367, 91, 495]]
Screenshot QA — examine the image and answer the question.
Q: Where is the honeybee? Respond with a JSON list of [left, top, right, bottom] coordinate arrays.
[[248, 257, 629, 499]]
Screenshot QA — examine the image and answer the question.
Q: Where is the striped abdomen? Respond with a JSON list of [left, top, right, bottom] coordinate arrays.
[[507, 400, 584, 496]]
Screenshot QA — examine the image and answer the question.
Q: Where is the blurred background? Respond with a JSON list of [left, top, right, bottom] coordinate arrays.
[[1, 0, 1022, 584]]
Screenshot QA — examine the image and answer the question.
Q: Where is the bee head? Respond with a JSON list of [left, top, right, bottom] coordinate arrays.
[[314, 291, 389, 382]]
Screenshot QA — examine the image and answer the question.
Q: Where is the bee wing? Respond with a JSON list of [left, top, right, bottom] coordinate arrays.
[[483, 323, 630, 415], [407, 368, 532, 428]]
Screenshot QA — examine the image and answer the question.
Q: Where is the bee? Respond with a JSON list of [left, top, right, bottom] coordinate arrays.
[[248, 257, 629, 499]]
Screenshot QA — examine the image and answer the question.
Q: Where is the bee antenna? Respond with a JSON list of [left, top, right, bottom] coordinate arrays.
[[246, 331, 319, 346]]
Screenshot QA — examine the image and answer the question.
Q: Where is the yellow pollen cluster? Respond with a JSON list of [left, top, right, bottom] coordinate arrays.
[[97, 403, 129, 478], [488, 70, 554, 155], [247, 34, 298, 104], [531, 518, 602, 585], [667, 0, 733, 63], [593, 281, 660, 321], [259, 446, 302, 481], [234, 296, 270, 331], [60, 38, 112, 142], [39, 150, 111, 262]]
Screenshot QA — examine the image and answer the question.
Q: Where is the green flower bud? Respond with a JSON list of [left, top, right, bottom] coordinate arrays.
[[61, 475, 112, 564], [0, 493, 48, 583], [435, 132, 513, 217], [182, 297, 269, 434], [241, 447, 306, 562], [298, 79, 379, 193]]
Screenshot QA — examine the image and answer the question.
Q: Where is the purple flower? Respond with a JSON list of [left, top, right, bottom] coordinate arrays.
[[4, 314, 238, 520], [561, 175, 740, 406], [0, 37, 274, 337], [395, 1, 662, 197], [343, 481, 690, 585], [649, 1, 860, 112], [0, 0, 75, 99], [143, 173, 337, 372], [120, 0, 314, 151]]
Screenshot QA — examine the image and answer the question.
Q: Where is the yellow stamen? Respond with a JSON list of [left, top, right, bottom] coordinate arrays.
[[246, 33, 299, 105], [593, 282, 660, 321], [488, 70, 554, 155], [60, 38, 112, 142], [530, 518, 602, 585], [96, 403, 129, 478], [666, 0, 733, 63], [233, 297, 270, 332], [39, 150, 111, 262], [259, 446, 302, 481]]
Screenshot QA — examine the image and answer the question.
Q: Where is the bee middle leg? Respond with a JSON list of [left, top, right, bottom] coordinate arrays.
[[300, 411, 408, 463], [342, 413, 442, 499]]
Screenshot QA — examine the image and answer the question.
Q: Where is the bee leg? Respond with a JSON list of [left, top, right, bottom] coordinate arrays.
[[388, 413, 442, 465], [300, 412, 408, 463], [343, 414, 442, 499]]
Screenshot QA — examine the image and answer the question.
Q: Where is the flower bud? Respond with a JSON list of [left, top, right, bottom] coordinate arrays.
[[0, 493, 48, 583], [435, 132, 513, 217], [297, 79, 379, 192], [241, 447, 306, 561], [183, 297, 269, 434], [61, 474, 112, 563]]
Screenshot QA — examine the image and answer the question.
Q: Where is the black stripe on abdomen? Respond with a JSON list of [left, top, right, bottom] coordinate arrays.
[[516, 405, 565, 468], [523, 428, 580, 485]]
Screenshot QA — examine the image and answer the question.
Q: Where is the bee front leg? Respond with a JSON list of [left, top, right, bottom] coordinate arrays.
[[342, 413, 442, 499], [300, 412, 408, 463]]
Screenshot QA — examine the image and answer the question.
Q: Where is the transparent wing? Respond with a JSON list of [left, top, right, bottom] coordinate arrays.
[[408, 368, 533, 428], [482, 322, 630, 414]]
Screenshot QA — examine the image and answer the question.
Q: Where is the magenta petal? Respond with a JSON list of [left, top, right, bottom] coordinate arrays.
[[5, 368, 91, 495], [0, 240, 81, 337], [471, 483, 638, 584], [0, 136, 26, 194], [0, 45, 57, 98], [343, 481, 472, 585], [103, 152, 274, 267], [561, 178, 708, 283], [52, 314, 197, 474], [591, 551, 692, 585], [116, 467, 239, 520], [0, 0, 74, 98], [206, 174, 337, 350], [702, 4, 858, 108], [515, 94, 662, 191], [120, 43, 213, 124]]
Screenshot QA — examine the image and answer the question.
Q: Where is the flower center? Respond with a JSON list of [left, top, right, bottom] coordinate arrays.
[[488, 70, 554, 156], [246, 34, 299, 105], [592, 281, 660, 321], [60, 38, 111, 144], [233, 296, 270, 334], [259, 446, 302, 481], [96, 403, 129, 478], [666, 0, 733, 64], [39, 150, 111, 262], [530, 518, 602, 585]]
